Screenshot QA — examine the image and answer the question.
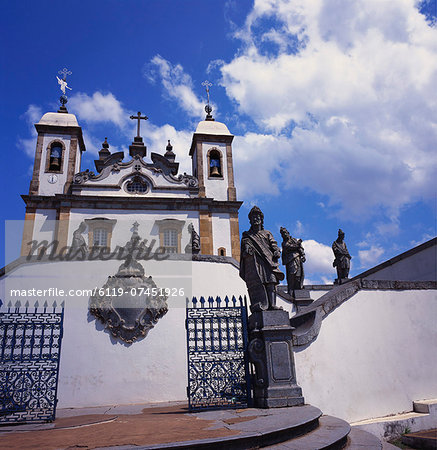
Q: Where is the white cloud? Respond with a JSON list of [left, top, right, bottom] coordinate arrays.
[[358, 245, 385, 268], [18, 138, 36, 158], [294, 220, 304, 236], [302, 239, 335, 275], [141, 121, 193, 174], [219, 0, 437, 219], [18, 105, 42, 157], [22, 104, 43, 124], [145, 55, 205, 120], [410, 233, 435, 247], [69, 92, 128, 128], [233, 132, 291, 197]]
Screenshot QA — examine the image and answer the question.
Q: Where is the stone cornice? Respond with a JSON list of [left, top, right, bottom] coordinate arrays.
[[189, 133, 234, 156], [34, 124, 86, 152], [21, 194, 243, 213]]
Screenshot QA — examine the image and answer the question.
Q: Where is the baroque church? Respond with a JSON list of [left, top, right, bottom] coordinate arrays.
[[21, 99, 241, 262]]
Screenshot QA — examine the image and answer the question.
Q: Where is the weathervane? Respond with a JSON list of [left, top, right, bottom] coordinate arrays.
[[202, 80, 213, 119], [56, 67, 72, 112]]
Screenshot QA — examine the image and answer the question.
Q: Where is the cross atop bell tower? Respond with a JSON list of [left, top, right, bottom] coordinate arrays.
[[202, 80, 214, 121], [129, 110, 148, 158]]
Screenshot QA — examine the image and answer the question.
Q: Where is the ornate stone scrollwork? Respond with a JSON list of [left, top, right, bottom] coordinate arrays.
[[74, 169, 97, 184], [89, 225, 168, 344], [176, 173, 199, 188]]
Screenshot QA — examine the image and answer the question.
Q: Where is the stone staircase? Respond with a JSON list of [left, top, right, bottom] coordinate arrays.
[[262, 412, 385, 450], [162, 404, 387, 449]]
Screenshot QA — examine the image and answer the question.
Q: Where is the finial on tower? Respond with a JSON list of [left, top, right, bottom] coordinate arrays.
[[202, 80, 214, 121], [164, 139, 176, 162], [56, 68, 72, 113]]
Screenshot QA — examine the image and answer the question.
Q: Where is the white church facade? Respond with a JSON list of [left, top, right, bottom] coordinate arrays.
[[21, 107, 241, 262]]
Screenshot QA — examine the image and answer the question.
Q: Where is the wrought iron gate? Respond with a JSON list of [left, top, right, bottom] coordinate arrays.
[[186, 296, 251, 411], [0, 300, 64, 424]]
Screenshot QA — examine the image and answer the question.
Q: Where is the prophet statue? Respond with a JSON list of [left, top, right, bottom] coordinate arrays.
[[240, 206, 284, 312], [280, 227, 305, 293]]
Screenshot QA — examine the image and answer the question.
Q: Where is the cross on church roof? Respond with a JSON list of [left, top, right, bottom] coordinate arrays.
[[202, 80, 213, 119], [130, 111, 148, 138], [202, 80, 212, 105], [58, 67, 72, 81]]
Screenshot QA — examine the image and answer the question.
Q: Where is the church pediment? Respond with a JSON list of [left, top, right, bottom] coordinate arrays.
[[73, 155, 198, 193]]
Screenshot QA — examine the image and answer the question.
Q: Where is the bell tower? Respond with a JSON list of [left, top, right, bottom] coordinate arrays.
[[189, 82, 236, 202], [29, 111, 86, 196], [21, 69, 86, 257], [28, 69, 86, 196], [189, 82, 240, 260]]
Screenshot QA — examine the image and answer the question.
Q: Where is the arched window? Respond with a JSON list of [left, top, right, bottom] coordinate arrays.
[[46, 142, 64, 172], [208, 149, 222, 178], [218, 247, 226, 256], [125, 176, 148, 194], [163, 229, 178, 253]]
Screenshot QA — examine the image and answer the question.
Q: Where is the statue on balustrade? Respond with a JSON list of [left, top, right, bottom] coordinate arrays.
[[239, 206, 284, 312], [280, 227, 305, 293], [332, 228, 352, 283]]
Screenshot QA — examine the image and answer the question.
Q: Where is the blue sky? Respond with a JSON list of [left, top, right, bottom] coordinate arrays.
[[1, 0, 436, 283]]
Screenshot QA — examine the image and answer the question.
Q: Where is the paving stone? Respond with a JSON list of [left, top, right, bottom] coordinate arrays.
[[345, 428, 382, 449]]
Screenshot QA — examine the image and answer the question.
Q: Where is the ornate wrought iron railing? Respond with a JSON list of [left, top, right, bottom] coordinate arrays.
[[0, 300, 64, 423], [186, 295, 251, 411]]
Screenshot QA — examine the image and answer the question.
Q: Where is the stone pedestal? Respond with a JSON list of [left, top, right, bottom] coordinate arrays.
[[248, 309, 304, 408], [334, 277, 349, 285], [292, 289, 313, 312]]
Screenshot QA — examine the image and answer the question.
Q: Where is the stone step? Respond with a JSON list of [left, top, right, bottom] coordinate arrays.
[[351, 410, 433, 442], [143, 405, 322, 449], [401, 429, 437, 449], [413, 398, 437, 414], [263, 415, 350, 450], [344, 428, 382, 449]]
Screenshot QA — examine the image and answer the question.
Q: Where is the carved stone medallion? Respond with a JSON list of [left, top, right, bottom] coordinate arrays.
[[89, 255, 168, 343]]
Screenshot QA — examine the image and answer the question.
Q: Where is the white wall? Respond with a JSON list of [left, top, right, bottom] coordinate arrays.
[[211, 213, 231, 256], [294, 289, 437, 422], [0, 259, 247, 409], [33, 209, 57, 243], [2, 257, 434, 420], [68, 209, 199, 252]]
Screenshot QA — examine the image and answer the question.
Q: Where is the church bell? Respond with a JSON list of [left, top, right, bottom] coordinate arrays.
[[210, 165, 220, 176]]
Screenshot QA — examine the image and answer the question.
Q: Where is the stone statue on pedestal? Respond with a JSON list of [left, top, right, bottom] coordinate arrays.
[[332, 229, 352, 284], [69, 222, 88, 259], [186, 223, 200, 255], [239, 206, 284, 312], [280, 227, 305, 293]]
